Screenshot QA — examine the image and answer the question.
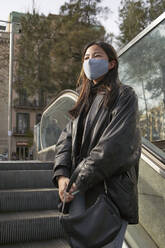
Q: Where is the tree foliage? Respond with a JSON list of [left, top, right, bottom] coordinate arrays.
[[118, 0, 165, 47], [146, 0, 165, 23], [15, 11, 56, 96], [51, 0, 106, 91], [118, 0, 147, 46], [0, 39, 9, 101], [15, 0, 108, 96]]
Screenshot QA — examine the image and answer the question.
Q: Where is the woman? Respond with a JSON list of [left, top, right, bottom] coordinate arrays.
[[53, 41, 141, 248]]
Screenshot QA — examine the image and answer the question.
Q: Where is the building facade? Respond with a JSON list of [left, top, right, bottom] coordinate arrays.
[[0, 32, 9, 155], [0, 12, 48, 160]]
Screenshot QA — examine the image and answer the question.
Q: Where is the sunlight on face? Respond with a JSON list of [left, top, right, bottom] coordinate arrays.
[[84, 45, 109, 61]]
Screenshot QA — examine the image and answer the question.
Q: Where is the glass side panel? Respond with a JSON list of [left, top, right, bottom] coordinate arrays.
[[34, 123, 41, 153], [40, 96, 75, 149], [119, 19, 165, 155]]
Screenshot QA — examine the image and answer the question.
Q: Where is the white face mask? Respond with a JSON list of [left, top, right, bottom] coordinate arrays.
[[83, 58, 109, 80]]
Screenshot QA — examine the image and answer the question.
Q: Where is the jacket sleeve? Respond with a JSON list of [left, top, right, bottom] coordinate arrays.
[[74, 87, 141, 191], [52, 120, 72, 187]]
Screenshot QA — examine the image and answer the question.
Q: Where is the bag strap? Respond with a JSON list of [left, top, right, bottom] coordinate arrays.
[[65, 170, 78, 192], [60, 190, 67, 217], [60, 164, 108, 217], [60, 172, 77, 217], [104, 180, 108, 194]]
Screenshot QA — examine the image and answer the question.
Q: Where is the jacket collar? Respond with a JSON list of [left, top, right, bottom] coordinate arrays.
[[81, 94, 104, 146], [72, 93, 104, 157]]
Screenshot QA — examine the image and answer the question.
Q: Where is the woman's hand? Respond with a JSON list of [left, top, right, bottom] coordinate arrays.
[[58, 176, 77, 203]]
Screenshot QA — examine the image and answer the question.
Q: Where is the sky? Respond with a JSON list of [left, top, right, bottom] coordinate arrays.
[[0, 0, 121, 36]]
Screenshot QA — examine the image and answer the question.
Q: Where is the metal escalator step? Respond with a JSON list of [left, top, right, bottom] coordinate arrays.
[[0, 170, 54, 189], [0, 210, 67, 245], [0, 239, 70, 248], [0, 161, 54, 171], [0, 188, 59, 212]]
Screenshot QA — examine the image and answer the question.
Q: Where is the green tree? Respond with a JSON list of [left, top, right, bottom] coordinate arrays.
[[52, 0, 107, 91], [0, 39, 9, 101], [15, 1, 109, 96], [15, 10, 56, 96], [118, 0, 147, 46], [146, 0, 165, 23], [118, 0, 165, 47]]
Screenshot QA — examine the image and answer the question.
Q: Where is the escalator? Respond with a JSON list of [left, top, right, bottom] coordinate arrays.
[[125, 139, 165, 248], [117, 12, 165, 248]]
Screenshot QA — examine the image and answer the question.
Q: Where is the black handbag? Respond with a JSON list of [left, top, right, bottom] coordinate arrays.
[[60, 175, 122, 248]]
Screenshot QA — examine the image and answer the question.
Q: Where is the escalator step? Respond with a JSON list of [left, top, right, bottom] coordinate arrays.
[[0, 210, 67, 244], [0, 188, 59, 212], [0, 239, 70, 248], [0, 161, 54, 171], [0, 170, 54, 189]]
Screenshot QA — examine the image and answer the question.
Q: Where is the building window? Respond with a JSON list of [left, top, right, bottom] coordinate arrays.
[[16, 145, 29, 160], [19, 88, 28, 106], [37, 89, 45, 107], [16, 113, 30, 134]]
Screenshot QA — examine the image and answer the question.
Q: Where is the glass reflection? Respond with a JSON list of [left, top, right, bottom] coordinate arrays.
[[40, 96, 75, 149], [119, 19, 165, 154]]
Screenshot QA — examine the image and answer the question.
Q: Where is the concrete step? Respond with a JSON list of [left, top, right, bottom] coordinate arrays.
[[0, 188, 59, 212], [0, 170, 54, 189], [0, 161, 54, 171], [0, 239, 70, 248], [0, 210, 66, 245]]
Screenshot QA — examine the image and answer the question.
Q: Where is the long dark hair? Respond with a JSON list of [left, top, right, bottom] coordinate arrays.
[[69, 41, 121, 118]]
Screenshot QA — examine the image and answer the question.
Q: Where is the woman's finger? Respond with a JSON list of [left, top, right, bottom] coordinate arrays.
[[62, 192, 74, 203], [59, 187, 74, 203], [69, 183, 77, 194]]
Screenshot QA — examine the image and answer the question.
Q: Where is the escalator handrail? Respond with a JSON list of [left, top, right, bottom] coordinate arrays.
[[142, 137, 165, 165]]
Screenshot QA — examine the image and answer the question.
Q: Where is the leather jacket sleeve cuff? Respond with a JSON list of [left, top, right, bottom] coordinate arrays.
[[52, 167, 70, 187]]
